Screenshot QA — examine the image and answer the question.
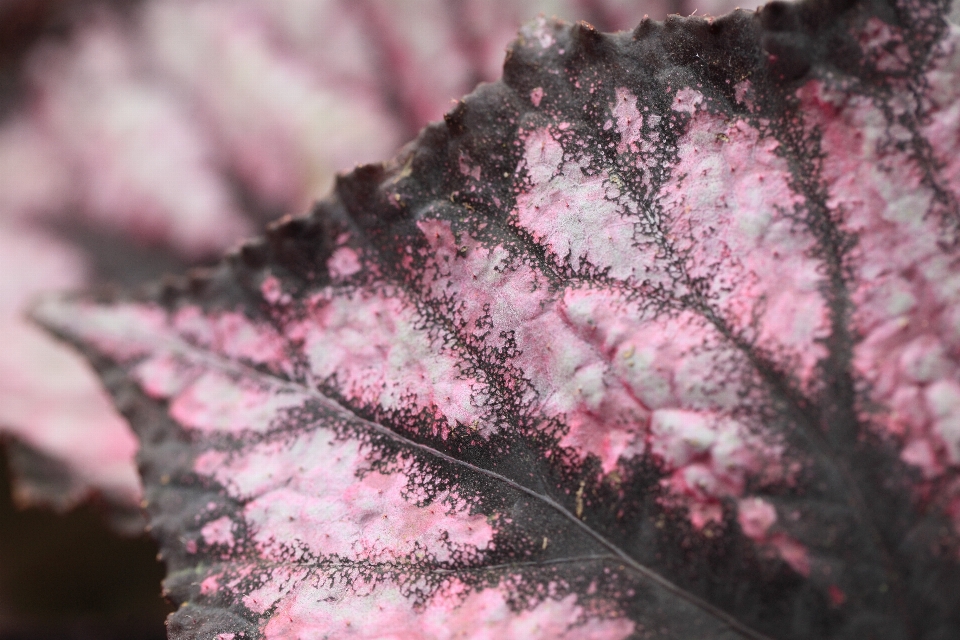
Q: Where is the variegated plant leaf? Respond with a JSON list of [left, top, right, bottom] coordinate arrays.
[[37, 1, 960, 638]]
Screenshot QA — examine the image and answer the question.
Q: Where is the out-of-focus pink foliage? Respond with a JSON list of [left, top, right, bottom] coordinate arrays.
[[0, 217, 140, 511], [0, 0, 762, 514], [36, 1, 960, 637]]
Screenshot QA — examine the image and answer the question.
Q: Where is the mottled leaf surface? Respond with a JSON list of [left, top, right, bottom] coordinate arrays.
[[38, 1, 960, 638], [4, 0, 720, 513]]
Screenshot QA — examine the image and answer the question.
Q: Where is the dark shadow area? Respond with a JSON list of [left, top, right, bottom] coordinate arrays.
[[0, 0, 148, 118], [0, 440, 171, 640]]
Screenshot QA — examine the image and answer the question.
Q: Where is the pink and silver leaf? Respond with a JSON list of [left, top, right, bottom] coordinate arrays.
[[36, 1, 960, 638], [0, 0, 758, 517]]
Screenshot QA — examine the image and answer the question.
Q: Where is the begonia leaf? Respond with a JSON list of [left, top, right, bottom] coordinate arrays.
[[37, 1, 960, 638], [3, 0, 709, 514]]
